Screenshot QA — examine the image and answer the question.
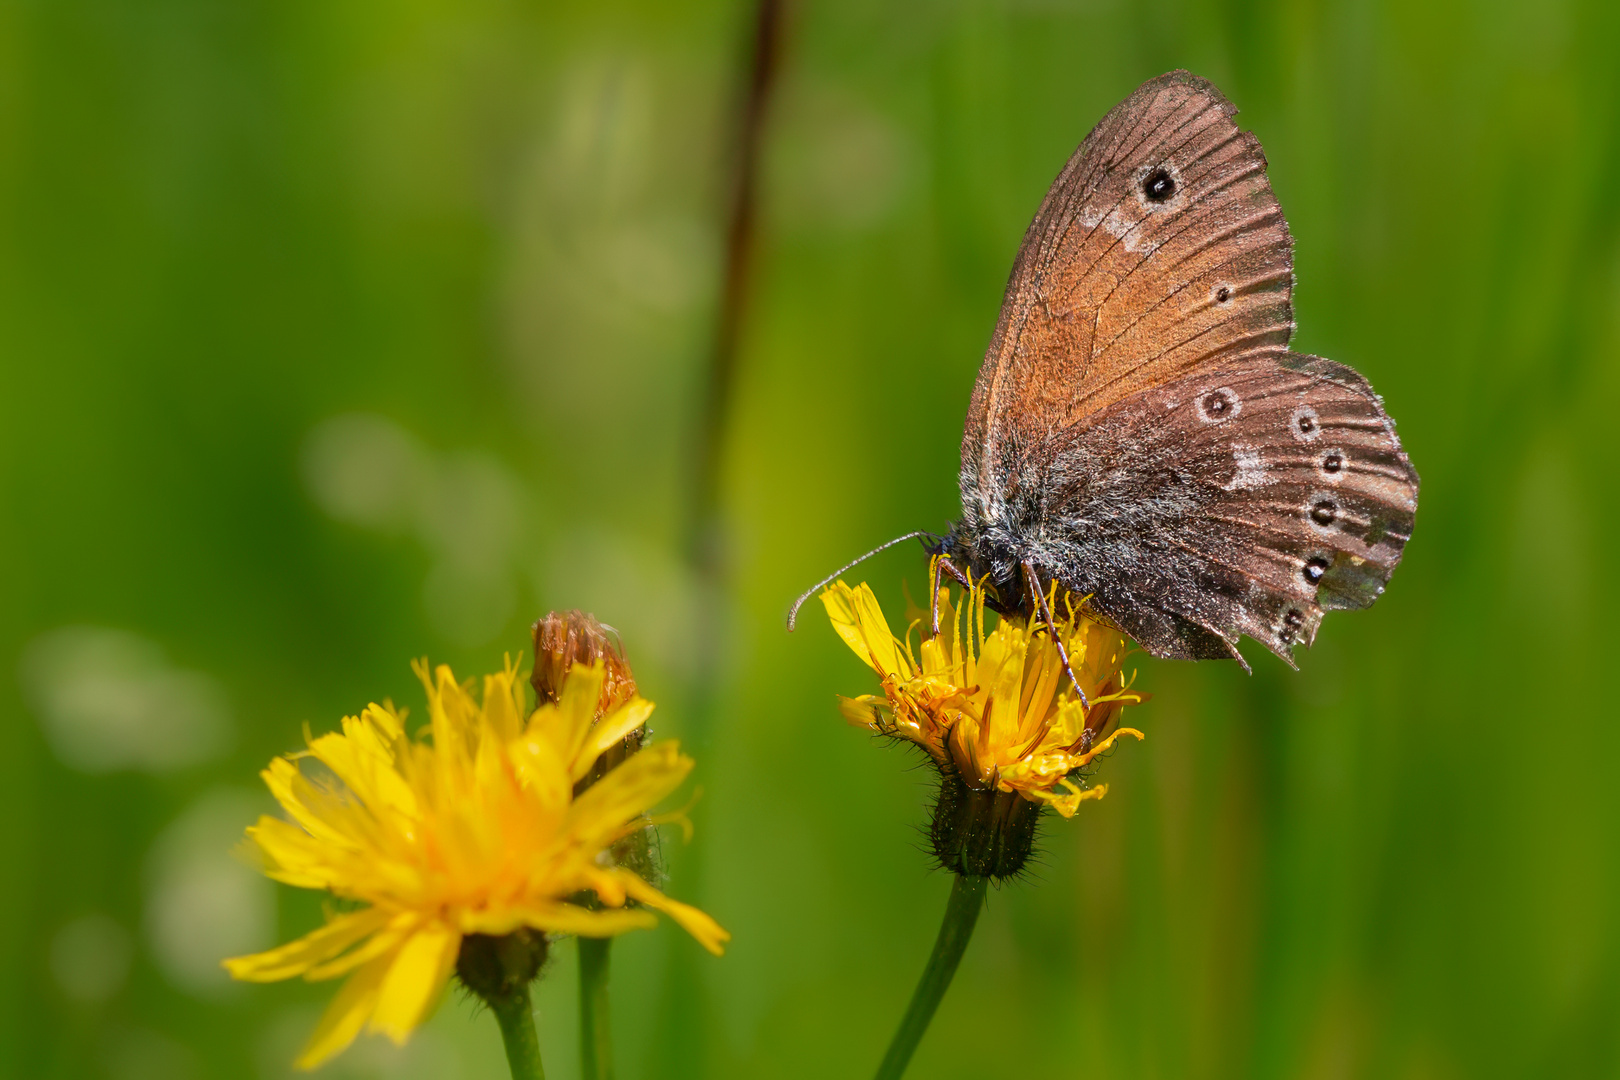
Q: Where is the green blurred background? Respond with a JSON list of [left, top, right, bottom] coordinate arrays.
[[4, 0, 1619, 1077]]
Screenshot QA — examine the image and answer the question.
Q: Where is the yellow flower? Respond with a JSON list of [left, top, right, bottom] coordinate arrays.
[[821, 567, 1144, 819], [224, 657, 728, 1069]]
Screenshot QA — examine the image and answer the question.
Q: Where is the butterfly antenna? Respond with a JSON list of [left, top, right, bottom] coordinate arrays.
[[786, 530, 939, 631]]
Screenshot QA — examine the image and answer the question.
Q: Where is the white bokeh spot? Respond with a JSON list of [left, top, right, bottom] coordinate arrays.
[[20, 627, 232, 774], [145, 788, 276, 997], [302, 414, 531, 646]]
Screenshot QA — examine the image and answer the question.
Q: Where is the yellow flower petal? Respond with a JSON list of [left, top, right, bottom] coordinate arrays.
[[1045, 782, 1108, 818], [1076, 726, 1145, 767], [308, 710, 418, 822], [368, 923, 461, 1044], [837, 695, 883, 727], [562, 741, 692, 855], [470, 903, 658, 938], [615, 870, 731, 956], [295, 951, 393, 1070], [480, 659, 527, 742], [260, 757, 356, 850], [527, 663, 607, 777], [821, 581, 910, 679], [576, 697, 655, 780], [304, 912, 420, 981], [246, 816, 346, 890], [223, 905, 392, 982]]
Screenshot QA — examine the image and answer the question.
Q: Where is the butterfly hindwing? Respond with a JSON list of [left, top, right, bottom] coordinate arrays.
[[1028, 355, 1418, 664]]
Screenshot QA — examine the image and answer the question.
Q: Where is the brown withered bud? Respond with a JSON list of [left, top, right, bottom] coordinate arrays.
[[531, 610, 659, 889], [531, 610, 638, 716], [531, 610, 650, 812]]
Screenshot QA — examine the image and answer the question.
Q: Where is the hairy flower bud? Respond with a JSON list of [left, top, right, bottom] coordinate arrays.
[[455, 928, 549, 1003], [929, 769, 1044, 879]]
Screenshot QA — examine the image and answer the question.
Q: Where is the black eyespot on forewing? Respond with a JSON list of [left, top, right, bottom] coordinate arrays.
[[1143, 167, 1175, 202], [1303, 556, 1329, 585], [1310, 499, 1338, 527], [1321, 450, 1343, 474]]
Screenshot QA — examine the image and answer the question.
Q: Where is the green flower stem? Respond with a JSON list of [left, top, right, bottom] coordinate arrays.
[[873, 874, 987, 1080], [578, 936, 614, 1080], [489, 983, 546, 1080]]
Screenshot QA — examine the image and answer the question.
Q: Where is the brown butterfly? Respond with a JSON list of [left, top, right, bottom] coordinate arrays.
[[792, 70, 1418, 675]]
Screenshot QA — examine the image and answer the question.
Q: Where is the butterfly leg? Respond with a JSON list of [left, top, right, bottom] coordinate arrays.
[[929, 555, 973, 637], [1022, 559, 1091, 712], [929, 557, 941, 636]]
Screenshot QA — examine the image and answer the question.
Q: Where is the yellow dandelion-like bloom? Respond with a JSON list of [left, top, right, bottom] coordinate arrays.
[[224, 657, 728, 1069], [821, 566, 1145, 820]]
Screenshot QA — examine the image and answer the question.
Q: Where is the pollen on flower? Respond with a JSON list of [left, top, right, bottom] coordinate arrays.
[[821, 561, 1145, 878], [222, 647, 728, 1069]]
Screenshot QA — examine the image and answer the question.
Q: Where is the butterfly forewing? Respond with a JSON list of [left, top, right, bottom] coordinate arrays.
[[964, 71, 1295, 516]]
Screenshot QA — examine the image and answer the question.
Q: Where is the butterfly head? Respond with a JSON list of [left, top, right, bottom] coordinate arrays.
[[940, 518, 1027, 617]]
